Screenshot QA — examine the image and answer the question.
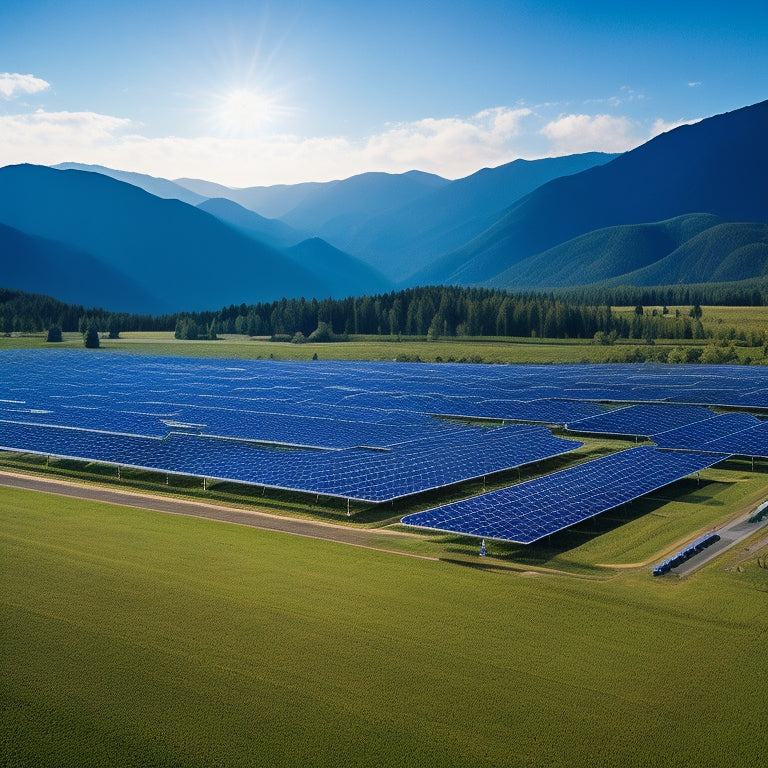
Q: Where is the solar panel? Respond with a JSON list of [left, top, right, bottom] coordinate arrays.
[[566, 404, 714, 437], [653, 413, 763, 450], [400, 447, 729, 543], [701, 421, 768, 458]]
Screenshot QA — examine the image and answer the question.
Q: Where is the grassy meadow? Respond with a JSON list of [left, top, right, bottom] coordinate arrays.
[[2, 486, 767, 768], [3, 301, 768, 363], [4, 329, 629, 362]]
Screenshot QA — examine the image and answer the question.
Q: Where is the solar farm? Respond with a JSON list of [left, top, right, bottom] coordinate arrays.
[[2, 349, 766, 545], [3, 348, 768, 768]]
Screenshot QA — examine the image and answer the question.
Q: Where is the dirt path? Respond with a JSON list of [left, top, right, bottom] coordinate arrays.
[[0, 470, 439, 561]]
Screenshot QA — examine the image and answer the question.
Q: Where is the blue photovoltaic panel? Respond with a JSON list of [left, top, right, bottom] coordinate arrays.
[[566, 404, 714, 437], [446, 398, 607, 424], [0, 420, 582, 503], [701, 421, 768, 458], [653, 413, 763, 450], [737, 389, 768, 408], [400, 447, 729, 543]]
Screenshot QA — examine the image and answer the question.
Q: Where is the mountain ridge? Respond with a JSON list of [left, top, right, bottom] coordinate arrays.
[[413, 100, 768, 287]]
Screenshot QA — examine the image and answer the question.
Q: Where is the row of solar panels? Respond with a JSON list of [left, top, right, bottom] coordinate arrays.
[[0, 420, 581, 503], [0, 396, 603, 447], [401, 447, 729, 543], [565, 404, 768, 458]]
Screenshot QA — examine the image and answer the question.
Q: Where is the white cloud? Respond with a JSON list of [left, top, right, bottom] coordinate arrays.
[[651, 116, 703, 135], [0, 73, 50, 98], [539, 111, 707, 157], [584, 87, 647, 108], [539, 113, 640, 154], [0, 103, 704, 186], [0, 106, 536, 185], [0, 110, 133, 168], [360, 107, 533, 176]]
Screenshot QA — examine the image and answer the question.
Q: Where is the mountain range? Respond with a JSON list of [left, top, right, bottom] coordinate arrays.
[[414, 99, 768, 288], [0, 165, 388, 313], [1, 98, 767, 314]]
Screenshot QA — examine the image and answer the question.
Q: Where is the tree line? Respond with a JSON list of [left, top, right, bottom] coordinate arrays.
[[2, 283, 766, 346], [558, 279, 768, 308]]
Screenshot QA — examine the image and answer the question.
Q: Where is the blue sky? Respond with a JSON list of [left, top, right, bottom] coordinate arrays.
[[0, 0, 765, 185]]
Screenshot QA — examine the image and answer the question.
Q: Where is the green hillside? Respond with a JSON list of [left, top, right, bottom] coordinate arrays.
[[488, 215, 768, 289], [612, 221, 768, 286], [487, 214, 722, 288]]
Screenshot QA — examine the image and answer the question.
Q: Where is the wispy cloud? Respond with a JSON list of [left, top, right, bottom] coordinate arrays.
[[539, 113, 639, 154], [0, 73, 50, 98], [584, 86, 647, 107], [688, 81, 702, 88]]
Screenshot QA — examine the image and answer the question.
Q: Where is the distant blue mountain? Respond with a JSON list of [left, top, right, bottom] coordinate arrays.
[[0, 221, 161, 313], [0, 165, 335, 312], [196, 197, 308, 248], [53, 162, 208, 206], [174, 177, 327, 219], [175, 170, 449, 225], [197, 198, 391, 295], [283, 238, 391, 297], [176, 158, 616, 281], [338, 153, 619, 280]]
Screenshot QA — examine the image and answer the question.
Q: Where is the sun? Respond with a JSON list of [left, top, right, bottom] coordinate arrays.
[[213, 87, 280, 135]]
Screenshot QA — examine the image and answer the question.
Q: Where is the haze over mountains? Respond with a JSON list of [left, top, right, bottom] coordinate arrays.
[[1, 99, 766, 314]]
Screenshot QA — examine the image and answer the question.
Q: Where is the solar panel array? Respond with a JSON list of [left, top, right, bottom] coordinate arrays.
[[0, 418, 578, 503], [1, 350, 594, 503], [1, 351, 764, 534], [401, 448, 729, 544], [566, 404, 715, 437]]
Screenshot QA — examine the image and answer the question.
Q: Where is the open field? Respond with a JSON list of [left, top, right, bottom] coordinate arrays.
[[613, 304, 768, 334], [2, 306, 768, 364], [2, 485, 767, 767], [2, 330, 633, 362]]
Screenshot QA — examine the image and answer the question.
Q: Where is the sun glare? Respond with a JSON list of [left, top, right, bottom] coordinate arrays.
[[214, 87, 279, 135]]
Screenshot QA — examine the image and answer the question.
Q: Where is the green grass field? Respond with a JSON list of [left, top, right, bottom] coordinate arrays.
[[613, 305, 768, 337], [2, 486, 767, 768], [3, 307, 768, 364]]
